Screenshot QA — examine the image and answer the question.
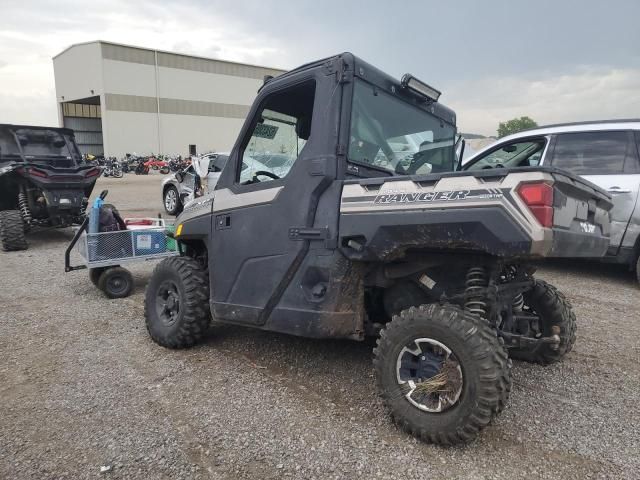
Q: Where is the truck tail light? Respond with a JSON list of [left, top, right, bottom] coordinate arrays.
[[85, 167, 101, 178], [517, 182, 554, 227]]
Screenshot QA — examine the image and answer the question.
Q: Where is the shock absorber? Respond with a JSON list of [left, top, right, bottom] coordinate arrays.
[[465, 266, 488, 318], [18, 187, 32, 225], [512, 293, 524, 311]]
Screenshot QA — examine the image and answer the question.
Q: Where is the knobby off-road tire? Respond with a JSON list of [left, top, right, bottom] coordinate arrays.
[[374, 303, 511, 445], [0, 210, 28, 251], [510, 279, 576, 365], [145, 257, 210, 349]]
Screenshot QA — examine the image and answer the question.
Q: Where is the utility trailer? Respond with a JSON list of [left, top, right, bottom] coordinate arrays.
[[142, 53, 613, 444]]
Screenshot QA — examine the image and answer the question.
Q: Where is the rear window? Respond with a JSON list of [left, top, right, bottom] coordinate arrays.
[[551, 131, 629, 174]]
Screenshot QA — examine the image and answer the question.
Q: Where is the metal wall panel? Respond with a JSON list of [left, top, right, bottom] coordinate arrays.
[[157, 52, 282, 80], [101, 43, 155, 65], [104, 94, 158, 113], [159, 98, 249, 118]]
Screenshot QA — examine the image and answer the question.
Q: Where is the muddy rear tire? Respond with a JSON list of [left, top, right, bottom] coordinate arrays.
[[509, 280, 576, 365], [145, 257, 210, 349], [374, 303, 511, 445], [0, 210, 28, 251]]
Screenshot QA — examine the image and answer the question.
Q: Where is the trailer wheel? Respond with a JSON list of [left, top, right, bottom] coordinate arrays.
[[509, 280, 576, 364], [89, 267, 107, 286], [98, 267, 133, 298], [0, 210, 28, 251], [145, 257, 210, 348], [374, 303, 511, 445]]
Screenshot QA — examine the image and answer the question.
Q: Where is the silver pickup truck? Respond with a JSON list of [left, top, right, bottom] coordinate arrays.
[[463, 120, 640, 282]]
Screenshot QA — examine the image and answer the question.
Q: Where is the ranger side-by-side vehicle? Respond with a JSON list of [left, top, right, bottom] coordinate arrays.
[[144, 53, 613, 444]]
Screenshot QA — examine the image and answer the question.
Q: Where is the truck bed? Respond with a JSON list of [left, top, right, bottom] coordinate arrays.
[[339, 167, 613, 261]]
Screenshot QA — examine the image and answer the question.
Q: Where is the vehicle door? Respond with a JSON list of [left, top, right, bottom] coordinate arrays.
[[464, 136, 550, 171], [209, 75, 340, 327], [548, 130, 640, 253], [204, 154, 228, 192], [178, 165, 197, 204]]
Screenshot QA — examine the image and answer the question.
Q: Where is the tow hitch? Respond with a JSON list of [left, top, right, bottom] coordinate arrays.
[[500, 325, 562, 351]]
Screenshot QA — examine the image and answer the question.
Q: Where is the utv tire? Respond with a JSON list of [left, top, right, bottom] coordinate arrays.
[[509, 280, 576, 364], [89, 267, 107, 286], [163, 186, 182, 216], [0, 210, 28, 251], [145, 257, 210, 349], [374, 303, 511, 445], [98, 267, 133, 298]]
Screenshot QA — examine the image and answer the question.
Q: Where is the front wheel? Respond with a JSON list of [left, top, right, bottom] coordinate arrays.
[[144, 257, 210, 349], [0, 210, 28, 251], [374, 303, 511, 445], [163, 186, 182, 215]]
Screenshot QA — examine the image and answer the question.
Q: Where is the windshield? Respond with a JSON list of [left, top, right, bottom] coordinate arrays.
[[348, 80, 456, 175]]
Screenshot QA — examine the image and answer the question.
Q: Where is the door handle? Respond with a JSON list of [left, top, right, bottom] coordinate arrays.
[[607, 187, 631, 194]]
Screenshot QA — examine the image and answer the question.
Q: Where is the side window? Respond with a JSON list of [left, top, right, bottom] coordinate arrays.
[[466, 138, 546, 170], [239, 81, 316, 184], [551, 131, 628, 174]]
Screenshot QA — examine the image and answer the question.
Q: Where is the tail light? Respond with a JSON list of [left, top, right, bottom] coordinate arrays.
[[517, 182, 554, 227], [85, 167, 101, 178], [29, 167, 48, 178]]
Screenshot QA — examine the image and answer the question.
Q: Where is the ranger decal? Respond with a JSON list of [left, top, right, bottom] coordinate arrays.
[[373, 189, 506, 204]]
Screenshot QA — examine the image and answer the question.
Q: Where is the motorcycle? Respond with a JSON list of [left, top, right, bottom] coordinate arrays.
[[134, 158, 149, 175], [103, 158, 123, 178]]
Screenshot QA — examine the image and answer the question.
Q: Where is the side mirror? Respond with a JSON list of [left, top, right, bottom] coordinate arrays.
[[175, 172, 184, 182]]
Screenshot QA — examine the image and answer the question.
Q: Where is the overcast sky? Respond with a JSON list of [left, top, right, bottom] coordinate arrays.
[[1, 0, 639, 136]]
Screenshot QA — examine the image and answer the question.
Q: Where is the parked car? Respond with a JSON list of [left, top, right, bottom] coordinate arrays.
[[162, 153, 228, 215], [462, 119, 640, 281], [161, 152, 292, 215]]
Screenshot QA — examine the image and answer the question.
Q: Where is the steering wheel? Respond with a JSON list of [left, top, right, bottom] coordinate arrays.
[[251, 170, 280, 182]]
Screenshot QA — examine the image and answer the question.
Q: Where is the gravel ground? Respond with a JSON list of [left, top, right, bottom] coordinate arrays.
[[1, 174, 639, 479]]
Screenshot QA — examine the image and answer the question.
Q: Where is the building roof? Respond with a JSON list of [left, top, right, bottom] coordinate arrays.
[[53, 40, 287, 73]]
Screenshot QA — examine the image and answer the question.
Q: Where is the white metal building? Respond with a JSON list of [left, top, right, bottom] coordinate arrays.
[[53, 40, 285, 157]]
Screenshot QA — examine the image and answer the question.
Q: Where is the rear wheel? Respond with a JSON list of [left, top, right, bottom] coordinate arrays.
[[0, 210, 28, 251], [374, 303, 511, 445], [145, 257, 210, 348], [98, 267, 133, 298], [509, 280, 576, 364], [635, 253, 640, 286]]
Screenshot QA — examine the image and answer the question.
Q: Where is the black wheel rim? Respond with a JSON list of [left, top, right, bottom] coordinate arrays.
[[155, 280, 181, 326], [396, 338, 463, 413], [107, 274, 129, 295]]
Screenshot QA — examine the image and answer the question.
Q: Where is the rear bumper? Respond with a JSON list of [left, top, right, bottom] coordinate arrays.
[[548, 229, 610, 258]]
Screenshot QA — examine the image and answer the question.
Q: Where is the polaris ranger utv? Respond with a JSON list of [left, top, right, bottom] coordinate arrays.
[[0, 124, 100, 251], [144, 53, 612, 444]]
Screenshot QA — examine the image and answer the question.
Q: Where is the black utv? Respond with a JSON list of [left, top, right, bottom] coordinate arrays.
[[144, 53, 613, 444], [0, 124, 100, 251]]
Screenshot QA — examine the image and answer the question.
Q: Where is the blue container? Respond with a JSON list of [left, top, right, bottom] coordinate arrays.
[[133, 230, 166, 256]]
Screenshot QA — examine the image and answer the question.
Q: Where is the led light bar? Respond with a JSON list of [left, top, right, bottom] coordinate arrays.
[[400, 74, 441, 102]]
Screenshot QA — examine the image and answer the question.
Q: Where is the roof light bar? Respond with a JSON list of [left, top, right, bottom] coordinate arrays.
[[400, 74, 441, 102]]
